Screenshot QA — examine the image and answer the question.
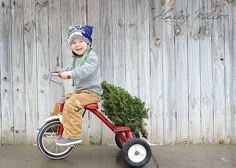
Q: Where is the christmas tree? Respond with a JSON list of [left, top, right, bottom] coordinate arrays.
[[101, 81, 149, 138]]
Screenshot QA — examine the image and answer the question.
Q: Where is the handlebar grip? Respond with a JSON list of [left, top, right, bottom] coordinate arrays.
[[58, 73, 71, 79]]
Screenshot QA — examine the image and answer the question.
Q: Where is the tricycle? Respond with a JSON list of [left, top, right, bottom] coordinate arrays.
[[37, 72, 152, 167]]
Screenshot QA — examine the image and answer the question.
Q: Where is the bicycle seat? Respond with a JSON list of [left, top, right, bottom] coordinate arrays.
[[85, 103, 98, 110]]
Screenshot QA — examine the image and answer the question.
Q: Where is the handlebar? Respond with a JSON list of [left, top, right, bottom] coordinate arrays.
[[49, 71, 71, 95]]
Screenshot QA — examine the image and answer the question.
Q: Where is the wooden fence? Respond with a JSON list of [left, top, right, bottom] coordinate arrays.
[[0, 0, 236, 145]]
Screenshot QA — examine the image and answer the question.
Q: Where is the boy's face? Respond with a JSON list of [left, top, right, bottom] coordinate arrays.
[[70, 38, 88, 55]]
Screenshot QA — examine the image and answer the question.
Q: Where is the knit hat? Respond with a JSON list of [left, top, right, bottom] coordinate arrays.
[[67, 25, 93, 45]]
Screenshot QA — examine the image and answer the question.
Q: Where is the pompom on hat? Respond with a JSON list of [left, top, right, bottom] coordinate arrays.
[[67, 25, 93, 45]]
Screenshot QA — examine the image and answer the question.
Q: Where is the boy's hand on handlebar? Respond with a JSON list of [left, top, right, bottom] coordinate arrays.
[[59, 71, 72, 80]]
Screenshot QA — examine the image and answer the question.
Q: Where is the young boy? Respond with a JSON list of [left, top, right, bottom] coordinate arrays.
[[55, 25, 103, 146]]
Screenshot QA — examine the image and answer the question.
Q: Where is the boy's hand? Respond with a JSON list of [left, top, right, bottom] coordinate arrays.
[[60, 71, 71, 80]]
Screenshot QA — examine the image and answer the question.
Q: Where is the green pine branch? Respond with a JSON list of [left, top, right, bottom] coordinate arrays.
[[101, 81, 149, 137]]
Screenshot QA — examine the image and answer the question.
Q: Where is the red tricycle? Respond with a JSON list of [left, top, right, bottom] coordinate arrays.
[[37, 72, 152, 167]]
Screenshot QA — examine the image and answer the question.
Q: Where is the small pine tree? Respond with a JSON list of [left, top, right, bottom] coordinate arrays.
[[101, 81, 149, 138]]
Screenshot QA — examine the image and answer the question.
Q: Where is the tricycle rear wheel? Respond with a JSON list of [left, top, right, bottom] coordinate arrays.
[[122, 138, 152, 167]]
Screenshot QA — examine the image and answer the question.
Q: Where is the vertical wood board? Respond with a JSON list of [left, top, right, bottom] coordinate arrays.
[[149, 0, 164, 144], [87, 0, 102, 145], [187, 0, 201, 144], [211, 0, 226, 144], [11, 0, 26, 144], [36, 0, 50, 127], [99, 0, 114, 145], [175, 0, 189, 143], [23, 0, 38, 144], [125, 0, 138, 97], [200, 0, 214, 144], [162, 0, 177, 144], [0, 0, 14, 144]]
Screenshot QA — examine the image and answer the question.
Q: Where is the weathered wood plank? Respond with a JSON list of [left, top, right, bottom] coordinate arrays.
[[175, 0, 189, 144], [36, 0, 50, 127], [211, 0, 226, 144], [23, 0, 38, 144], [48, 0, 62, 113], [0, 0, 14, 144], [137, 0, 151, 141], [125, 0, 138, 97], [150, 0, 164, 144], [11, 0, 26, 144], [162, 0, 177, 145], [112, 0, 126, 88], [87, 0, 102, 145], [99, 0, 114, 145], [0, 0, 4, 146], [224, 1, 233, 144], [200, 0, 214, 144], [0, 48, 1, 146], [61, 0, 74, 93], [88, 0, 100, 53], [99, 0, 113, 84], [188, 0, 201, 144], [74, 0, 86, 24], [231, 0, 236, 143]]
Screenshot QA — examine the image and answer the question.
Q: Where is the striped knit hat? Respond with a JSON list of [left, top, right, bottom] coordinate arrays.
[[68, 25, 93, 45]]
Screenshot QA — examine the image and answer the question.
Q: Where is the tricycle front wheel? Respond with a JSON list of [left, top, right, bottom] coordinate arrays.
[[37, 120, 75, 160]]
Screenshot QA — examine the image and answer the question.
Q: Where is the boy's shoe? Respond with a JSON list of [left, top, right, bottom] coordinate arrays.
[[35, 127, 54, 133], [56, 137, 82, 146]]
